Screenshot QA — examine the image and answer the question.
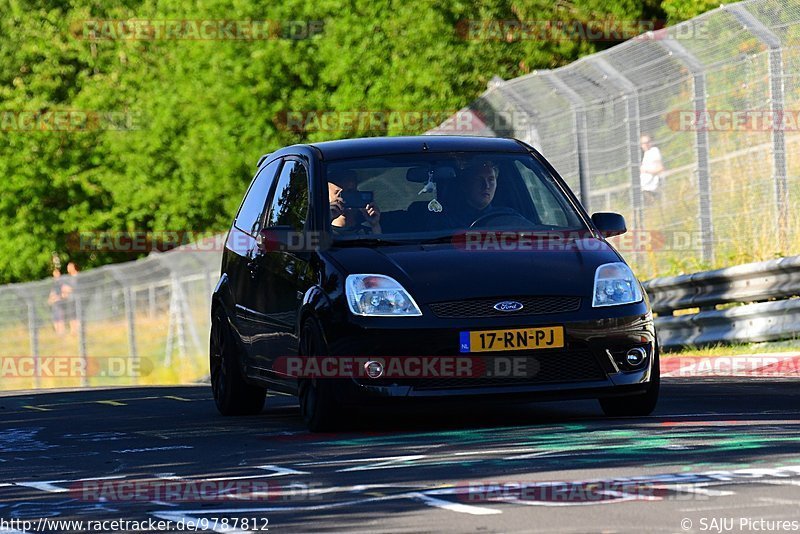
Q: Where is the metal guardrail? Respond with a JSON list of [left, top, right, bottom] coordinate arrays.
[[643, 256, 800, 348]]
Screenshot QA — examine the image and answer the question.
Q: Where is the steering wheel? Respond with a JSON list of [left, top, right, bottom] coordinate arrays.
[[469, 208, 532, 229]]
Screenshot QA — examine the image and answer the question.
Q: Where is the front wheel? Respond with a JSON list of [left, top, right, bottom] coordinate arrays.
[[210, 310, 266, 416], [598, 349, 660, 417], [298, 318, 341, 432]]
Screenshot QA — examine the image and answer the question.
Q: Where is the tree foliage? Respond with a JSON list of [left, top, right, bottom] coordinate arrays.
[[0, 0, 712, 282]]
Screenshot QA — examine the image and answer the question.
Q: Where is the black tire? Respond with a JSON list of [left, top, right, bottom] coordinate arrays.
[[210, 310, 266, 416], [599, 348, 660, 417], [298, 318, 341, 432]]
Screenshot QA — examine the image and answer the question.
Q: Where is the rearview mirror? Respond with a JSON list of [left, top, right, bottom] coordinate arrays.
[[591, 212, 627, 238]]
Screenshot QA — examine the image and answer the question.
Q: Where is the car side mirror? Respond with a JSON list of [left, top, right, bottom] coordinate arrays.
[[591, 212, 627, 237]]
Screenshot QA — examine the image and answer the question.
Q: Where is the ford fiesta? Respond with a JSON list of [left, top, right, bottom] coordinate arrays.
[[211, 136, 658, 431]]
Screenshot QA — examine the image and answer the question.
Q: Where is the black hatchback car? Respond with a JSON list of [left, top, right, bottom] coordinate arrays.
[[211, 136, 658, 431]]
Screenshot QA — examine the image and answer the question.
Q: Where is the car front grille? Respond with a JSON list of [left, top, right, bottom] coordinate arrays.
[[428, 296, 581, 318]]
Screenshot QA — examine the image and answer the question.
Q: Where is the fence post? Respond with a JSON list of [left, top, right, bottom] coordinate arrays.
[[591, 57, 642, 232], [12, 288, 39, 388], [487, 76, 541, 149], [729, 5, 788, 253], [75, 291, 87, 386], [658, 38, 715, 265], [148, 284, 156, 318], [109, 271, 138, 383], [166, 274, 189, 364], [151, 253, 204, 367], [542, 71, 591, 211]]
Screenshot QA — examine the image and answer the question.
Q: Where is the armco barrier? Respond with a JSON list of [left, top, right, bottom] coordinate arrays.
[[644, 256, 800, 348]]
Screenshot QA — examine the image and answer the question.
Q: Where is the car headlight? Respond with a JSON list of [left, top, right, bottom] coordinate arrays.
[[345, 274, 423, 316], [592, 262, 643, 307]]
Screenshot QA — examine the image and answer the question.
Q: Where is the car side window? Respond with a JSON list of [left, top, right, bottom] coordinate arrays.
[[515, 161, 569, 227], [264, 159, 309, 231], [234, 159, 282, 236]]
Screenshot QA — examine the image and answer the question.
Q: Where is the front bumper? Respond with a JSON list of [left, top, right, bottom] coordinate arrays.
[[320, 307, 656, 402]]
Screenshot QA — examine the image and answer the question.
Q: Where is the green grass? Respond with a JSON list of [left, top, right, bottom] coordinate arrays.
[[0, 313, 208, 391], [663, 340, 800, 358]]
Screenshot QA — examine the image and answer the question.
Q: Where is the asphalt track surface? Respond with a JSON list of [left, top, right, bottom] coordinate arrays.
[[1, 378, 800, 533]]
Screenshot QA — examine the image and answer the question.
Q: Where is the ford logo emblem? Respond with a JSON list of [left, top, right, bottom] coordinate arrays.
[[493, 301, 524, 312]]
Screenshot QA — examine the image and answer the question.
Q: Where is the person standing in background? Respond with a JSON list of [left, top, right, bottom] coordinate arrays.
[[61, 261, 81, 334], [47, 268, 66, 335], [640, 134, 664, 205]]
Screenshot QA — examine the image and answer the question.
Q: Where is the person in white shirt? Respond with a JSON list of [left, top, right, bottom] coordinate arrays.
[[639, 134, 664, 202]]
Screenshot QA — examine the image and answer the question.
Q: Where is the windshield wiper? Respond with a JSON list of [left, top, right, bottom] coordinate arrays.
[[417, 234, 459, 244]]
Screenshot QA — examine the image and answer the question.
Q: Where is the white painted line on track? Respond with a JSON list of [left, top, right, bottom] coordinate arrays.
[[336, 455, 428, 472], [112, 445, 193, 454], [757, 497, 800, 505], [454, 448, 541, 456], [149, 500, 178, 507], [410, 492, 501, 515], [149, 492, 407, 515], [670, 486, 735, 497], [255, 465, 309, 476], [14, 475, 126, 493], [680, 501, 787, 513], [14, 481, 69, 493], [199, 473, 292, 482]]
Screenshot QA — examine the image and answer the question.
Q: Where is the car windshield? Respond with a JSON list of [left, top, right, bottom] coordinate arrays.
[[324, 151, 587, 243]]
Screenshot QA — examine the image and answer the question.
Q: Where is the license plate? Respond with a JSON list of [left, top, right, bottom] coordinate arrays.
[[459, 326, 564, 353]]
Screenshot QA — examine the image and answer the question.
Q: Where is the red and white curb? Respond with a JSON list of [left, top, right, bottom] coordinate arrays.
[[661, 353, 800, 378]]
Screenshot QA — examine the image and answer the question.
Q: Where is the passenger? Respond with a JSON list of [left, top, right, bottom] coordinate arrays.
[[328, 172, 381, 234]]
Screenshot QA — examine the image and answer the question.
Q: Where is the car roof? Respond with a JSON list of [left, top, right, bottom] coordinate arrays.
[[306, 135, 528, 160]]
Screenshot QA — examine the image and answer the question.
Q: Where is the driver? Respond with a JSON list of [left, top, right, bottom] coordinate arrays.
[[438, 160, 502, 228], [464, 161, 497, 211]]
